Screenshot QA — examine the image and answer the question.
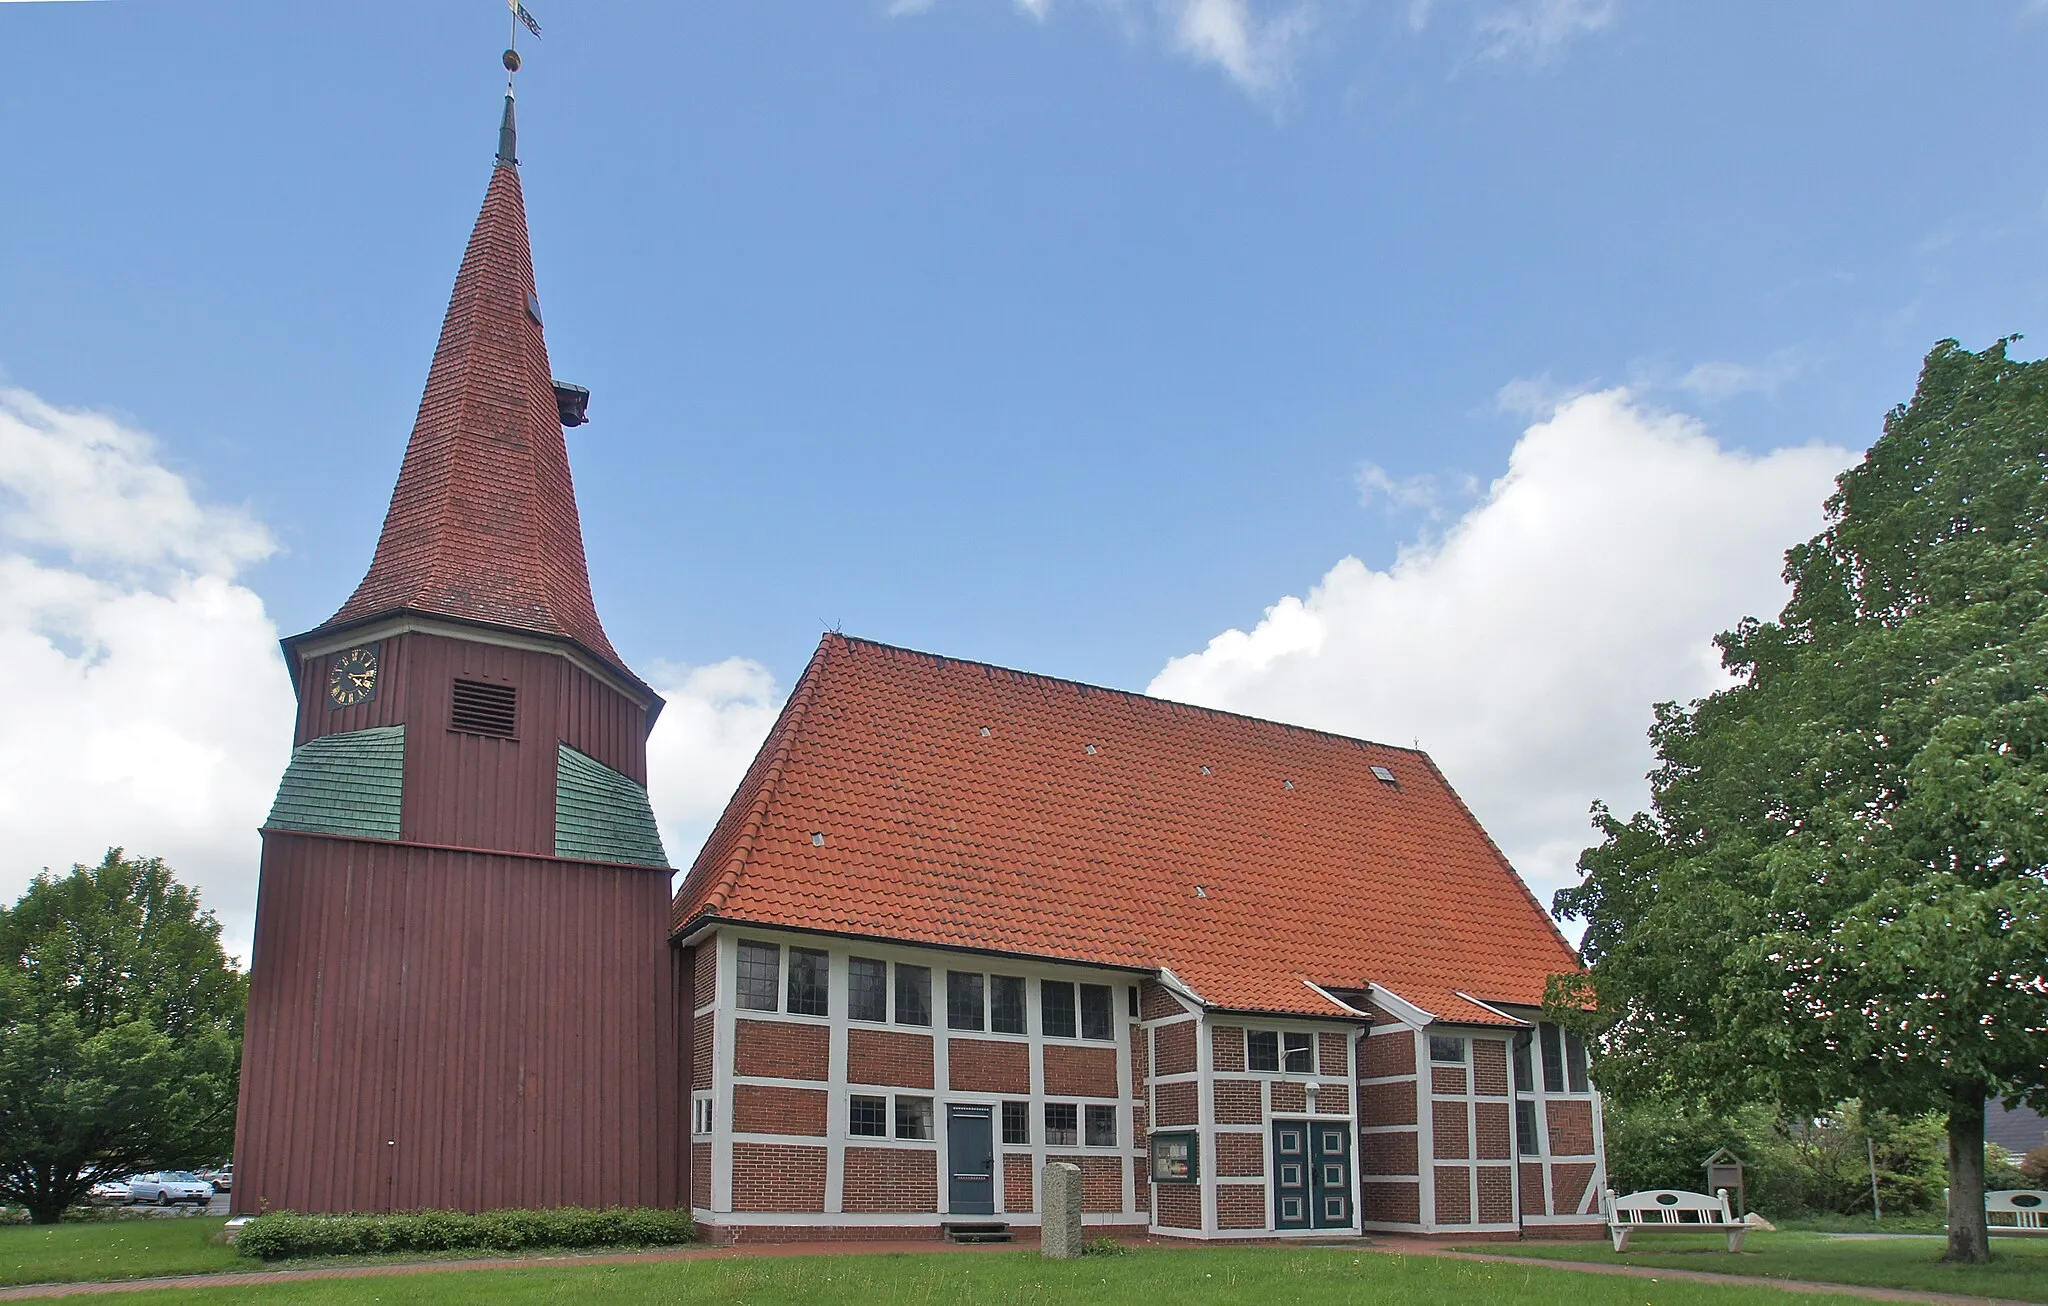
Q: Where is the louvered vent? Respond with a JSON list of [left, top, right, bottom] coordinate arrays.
[[450, 679, 517, 738]]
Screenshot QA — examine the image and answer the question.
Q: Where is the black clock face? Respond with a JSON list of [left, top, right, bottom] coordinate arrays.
[[327, 645, 379, 708]]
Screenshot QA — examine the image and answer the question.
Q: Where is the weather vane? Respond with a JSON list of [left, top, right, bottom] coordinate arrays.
[[503, 0, 542, 87]]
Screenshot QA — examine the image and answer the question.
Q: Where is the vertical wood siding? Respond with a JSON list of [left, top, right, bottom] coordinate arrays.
[[233, 832, 682, 1214]]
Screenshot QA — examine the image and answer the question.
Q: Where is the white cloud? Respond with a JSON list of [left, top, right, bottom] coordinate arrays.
[[644, 657, 785, 877], [0, 387, 293, 966], [1474, 0, 1616, 64], [1149, 388, 1851, 921], [1162, 0, 1314, 96], [1677, 350, 1804, 401]]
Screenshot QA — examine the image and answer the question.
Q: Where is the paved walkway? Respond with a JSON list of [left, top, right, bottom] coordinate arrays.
[[0, 1234, 2036, 1304]]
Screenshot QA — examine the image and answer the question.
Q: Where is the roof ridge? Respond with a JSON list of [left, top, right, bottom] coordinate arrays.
[[677, 634, 837, 922], [833, 633, 1436, 759]]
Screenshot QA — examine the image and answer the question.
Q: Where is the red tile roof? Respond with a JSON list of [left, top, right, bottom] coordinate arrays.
[[313, 135, 625, 675], [673, 635, 1581, 1024]]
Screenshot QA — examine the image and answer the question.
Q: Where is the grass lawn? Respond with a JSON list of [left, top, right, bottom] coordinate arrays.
[[1461, 1230, 2048, 1302], [0, 1217, 241, 1286], [4, 1247, 1859, 1304]]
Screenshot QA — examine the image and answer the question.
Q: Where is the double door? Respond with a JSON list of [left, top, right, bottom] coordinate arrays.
[[1272, 1118, 1352, 1230]]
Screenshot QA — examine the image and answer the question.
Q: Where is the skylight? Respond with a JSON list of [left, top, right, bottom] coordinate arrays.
[[1371, 765, 1397, 785]]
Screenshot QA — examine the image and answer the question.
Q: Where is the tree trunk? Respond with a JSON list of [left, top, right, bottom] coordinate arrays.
[[1944, 1085, 1991, 1264]]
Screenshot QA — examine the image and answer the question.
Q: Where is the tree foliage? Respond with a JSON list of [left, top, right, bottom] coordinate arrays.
[[1555, 338, 2048, 1263], [0, 850, 246, 1224]]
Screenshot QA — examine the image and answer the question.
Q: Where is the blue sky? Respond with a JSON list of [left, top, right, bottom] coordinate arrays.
[[4, 1, 2046, 955]]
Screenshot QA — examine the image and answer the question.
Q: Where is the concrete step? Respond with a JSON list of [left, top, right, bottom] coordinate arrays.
[[943, 1221, 1014, 1244]]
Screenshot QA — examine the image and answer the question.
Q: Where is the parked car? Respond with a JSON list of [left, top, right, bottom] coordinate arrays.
[[197, 1165, 233, 1193], [88, 1179, 131, 1204], [127, 1172, 214, 1206]]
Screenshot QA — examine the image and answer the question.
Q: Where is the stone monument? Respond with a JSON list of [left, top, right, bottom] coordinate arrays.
[[1041, 1161, 1083, 1259]]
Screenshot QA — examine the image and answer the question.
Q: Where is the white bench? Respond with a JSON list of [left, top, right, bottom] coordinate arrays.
[[1600, 1188, 1748, 1252], [1988, 1190, 2048, 1235]]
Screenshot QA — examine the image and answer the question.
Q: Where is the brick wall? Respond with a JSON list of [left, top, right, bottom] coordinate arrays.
[[1079, 1155, 1123, 1212], [1004, 1154, 1033, 1212], [1155, 1183, 1201, 1228], [1477, 1166, 1513, 1223], [1154, 1021, 1196, 1076], [1217, 1184, 1266, 1229], [1044, 1044, 1119, 1098], [1315, 1082, 1348, 1114], [1140, 981, 1187, 1021], [1520, 1162, 1547, 1216], [1434, 1166, 1471, 1224], [947, 1038, 1028, 1093], [732, 1084, 827, 1136], [1155, 1080, 1198, 1127], [1546, 1100, 1595, 1156], [1360, 1130, 1418, 1176], [1473, 1102, 1511, 1160], [1360, 1082, 1416, 1126], [1551, 1162, 1595, 1215], [847, 1028, 933, 1088], [1363, 1180, 1420, 1224], [1270, 1081, 1306, 1114], [1361, 1031, 1414, 1079], [1210, 1025, 1245, 1072], [1216, 1131, 1264, 1176], [691, 1142, 711, 1208], [1214, 1080, 1261, 1125], [732, 1142, 825, 1212], [692, 1013, 713, 1090], [691, 941, 715, 1007], [1317, 1032, 1349, 1077], [1433, 1100, 1469, 1160], [1129, 1023, 1147, 1094], [735, 1019, 828, 1080], [843, 1147, 937, 1213], [1430, 1065, 1467, 1095], [1472, 1039, 1509, 1096]]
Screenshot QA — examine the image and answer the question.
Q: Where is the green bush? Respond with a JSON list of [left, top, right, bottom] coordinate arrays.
[[233, 1207, 694, 1261]]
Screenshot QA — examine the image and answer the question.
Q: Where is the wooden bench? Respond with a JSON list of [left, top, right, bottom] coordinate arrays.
[[1600, 1188, 1748, 1252], [1987, 1190, 2048, 1235]]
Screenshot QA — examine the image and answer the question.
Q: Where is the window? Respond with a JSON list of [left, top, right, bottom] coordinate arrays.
[[1002, 1100, 1030, 1146], [692, 1098, 713, 1134], [1247, 1029, 1279, 1072], [787, 947, 830, 1017], [896, 964, 932, 1027], [849, 1094, 888, 1138], [1539, 1022, 1565, 1094], [1044, 1102, 1079, 1146], [1512, 1031, 1534, 1094], [1127, 986, 1140, 1019], [1085, 1104, 1117, 1147], [1041, 980, 1077, 1039], [736, 941, 779, 1012], [1429, 1035, 1467, 1064], [449, 678, 517, 738], [1564, 1029, 1590, 1094], [1079, 984, 1114, 1041], [1150, 1131, 1198, 1183], [1283, 1031, 1314, 1074], [990, 975, 1027, 1034], [895, 1095, 934, 1141], [848, 957, 888, 1023], [947, 971, 985, 1031], [1515, 1099, 1540, 1155]]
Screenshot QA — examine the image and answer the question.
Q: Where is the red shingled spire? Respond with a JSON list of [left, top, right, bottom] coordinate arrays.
[[318, 95, 625, 673]]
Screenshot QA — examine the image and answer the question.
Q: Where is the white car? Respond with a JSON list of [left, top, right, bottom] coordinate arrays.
[[88, 1179, 131, 1203], [127, 1172, 214, 1205]]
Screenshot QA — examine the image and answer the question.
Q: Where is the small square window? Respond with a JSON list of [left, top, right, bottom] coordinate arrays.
[[849, 1095, 888, 1138], [1041, 980, 1077, 1039], [787, 947, 830, 1017], [895, 1095, 934, 1141], [1512, 1031, 1534, 1094], [1247, 1029, 1280, 1072], [1044, 1102, 1079, 1147], [896, 964, 932, 1027], [1150, 1131, 1198, 1184], [1539, 1023, 1565, 1093], [1002, 1100, 1030, 1146], [1084, 1104, 1117, 1147], [736, 941, 779, 1012], [947, 971, 985, 1032], [1079, 984, 1114, 1041], [1430, 1035, 1467, 1064], [692, 1098, 713, 1135], [1282, 1031, 1314, 1074], [1127, 986, 1140, 1019], [848, 957, 887, 1023], [990, 976, 1027, 1035], [1515, 1099, 1541, 1155], [1565, 1029, 1590, 1094]]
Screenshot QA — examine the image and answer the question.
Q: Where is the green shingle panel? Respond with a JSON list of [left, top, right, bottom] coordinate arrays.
[[265, 726, 405, 840], [556, 744, 669, 868]]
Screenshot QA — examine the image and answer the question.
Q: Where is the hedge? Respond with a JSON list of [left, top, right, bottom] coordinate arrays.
[[233, 1207, 695, 1260]]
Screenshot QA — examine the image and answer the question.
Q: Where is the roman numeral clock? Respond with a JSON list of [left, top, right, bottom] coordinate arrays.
[[326, 644, 380, 707]]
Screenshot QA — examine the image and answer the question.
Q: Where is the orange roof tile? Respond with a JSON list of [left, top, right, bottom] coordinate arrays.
[[672, 635, 1581, 1024]]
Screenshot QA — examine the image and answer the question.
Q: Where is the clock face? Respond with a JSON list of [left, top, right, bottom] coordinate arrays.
[[327, 645, 380, 708]]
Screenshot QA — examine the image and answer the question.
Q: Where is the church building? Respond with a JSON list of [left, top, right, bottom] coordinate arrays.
[[233, 79, 1607, 1243]]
